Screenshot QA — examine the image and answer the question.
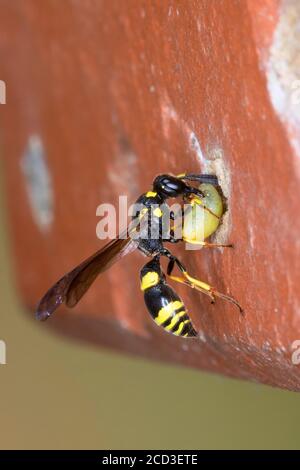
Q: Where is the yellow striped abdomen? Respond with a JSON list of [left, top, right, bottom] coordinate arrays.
[[141, 269, 197, 337], [154, 299, 196, 337]]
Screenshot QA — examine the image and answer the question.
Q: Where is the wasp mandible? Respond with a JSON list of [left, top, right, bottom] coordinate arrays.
[[36, 173, 243, 338]]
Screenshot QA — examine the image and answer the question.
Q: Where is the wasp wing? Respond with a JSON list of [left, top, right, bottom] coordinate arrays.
[[65, 235, 138, 309], [36, 233, 138, 321]]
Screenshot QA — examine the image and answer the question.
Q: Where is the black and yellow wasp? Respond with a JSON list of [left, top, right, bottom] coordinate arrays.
[[36, 173, 242, 338]]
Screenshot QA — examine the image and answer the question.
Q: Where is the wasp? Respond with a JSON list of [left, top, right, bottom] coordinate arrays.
[[36, 173, 243, 338]]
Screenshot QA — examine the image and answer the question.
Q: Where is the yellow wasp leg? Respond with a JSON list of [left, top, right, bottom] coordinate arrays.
[[169, 271, 244, 315], [168, 274, 215, 302], [188, 241, 233, 248]]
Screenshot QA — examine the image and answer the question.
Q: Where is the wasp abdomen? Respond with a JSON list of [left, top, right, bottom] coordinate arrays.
[[140, 264, 197, 337]]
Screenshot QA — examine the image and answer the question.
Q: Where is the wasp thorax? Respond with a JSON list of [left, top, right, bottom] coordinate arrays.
[[183, 183, 224, 244]]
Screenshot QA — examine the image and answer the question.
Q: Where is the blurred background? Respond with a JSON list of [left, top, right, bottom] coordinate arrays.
[[1, 166, 300, 450]]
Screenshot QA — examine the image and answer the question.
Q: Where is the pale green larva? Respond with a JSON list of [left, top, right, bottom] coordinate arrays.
[[182, 183, 224, 244]]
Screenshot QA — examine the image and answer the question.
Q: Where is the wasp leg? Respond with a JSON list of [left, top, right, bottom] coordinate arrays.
[[167, 257, 175, 275], [170, 272, 243, 314], [178, 173, 219, 186], [164, 252, 215, 303], [166, 256, 180, 276], [193, 241, 234, 249], [168, 273, 216, 304], [160, 248, 187, 273], [164, 253, 243, 315]]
